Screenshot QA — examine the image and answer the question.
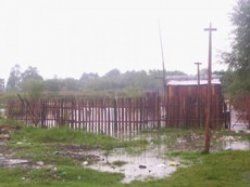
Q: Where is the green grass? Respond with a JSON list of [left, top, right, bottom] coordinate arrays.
[[0, 118, 24, 128], [128, 151, 250, 187], [0, 166, 124, 187], [141, 128, 205, 151], [9, 126, 148, 150], [166, 151, 202, 161], [0, 151, 250, 187], [1, 120, 250, 186], [5, 125, 147, 165], [112, 160, 127, 167]]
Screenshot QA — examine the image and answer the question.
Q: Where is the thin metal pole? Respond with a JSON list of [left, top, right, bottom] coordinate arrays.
[[159, 22, 167, 127], [204, 23, 217, 153], [158, 23, 167, 92], [195, 62, 202, 128]]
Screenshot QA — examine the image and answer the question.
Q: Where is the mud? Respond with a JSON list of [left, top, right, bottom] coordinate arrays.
[[56, 144, 102, 163], [0, 142, 31, 168]]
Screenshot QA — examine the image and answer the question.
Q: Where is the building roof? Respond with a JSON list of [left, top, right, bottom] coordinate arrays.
[[167, 79, 221, 86]]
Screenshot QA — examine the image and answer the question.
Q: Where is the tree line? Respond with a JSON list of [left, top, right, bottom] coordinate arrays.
[[222, 0, 250, 96], [2, 64, 188, 97]]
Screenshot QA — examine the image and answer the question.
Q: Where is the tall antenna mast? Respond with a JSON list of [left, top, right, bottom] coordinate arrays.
[[159, 22, 167, 91]]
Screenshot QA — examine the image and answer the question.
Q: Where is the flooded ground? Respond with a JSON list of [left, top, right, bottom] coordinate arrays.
[[230, 109, 250, 133], [52, 143, 178, 183], [84, 128, 250, 183], [215, 136, 250, 151], [0, 157, 30, 167], [0, 112, 249, 183], [1, 132, 249, 183], [223, 140, 250, 150], [0, 141, 30, 168], [1, 130, 249, 183], [87, 147, 178, 183]]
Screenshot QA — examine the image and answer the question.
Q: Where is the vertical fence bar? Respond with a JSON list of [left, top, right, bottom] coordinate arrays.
[[113, 98, 117, 136]]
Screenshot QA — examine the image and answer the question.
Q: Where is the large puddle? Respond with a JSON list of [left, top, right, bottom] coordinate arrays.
[[174, 135, 250, 152], [230, 109, 250, 133], [65, 133, 249, 183], [87, 147, 178, 183], [0, 141, 30, 167], [224, 140, 250, 150], [0, 157, 30, 167], [216, 136, 250, 151]]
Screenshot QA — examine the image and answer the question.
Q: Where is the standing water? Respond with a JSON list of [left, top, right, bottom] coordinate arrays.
[[87, 147, 179, 183]]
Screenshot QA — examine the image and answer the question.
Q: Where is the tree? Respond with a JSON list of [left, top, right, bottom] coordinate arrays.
[[22, 80, 45, 100], [0, 79, 4, 92], [45, 78, 62, 92], [21, 66, 43, 82], [80, 73, 99, 82], [19, 66, 43, 93], [122, 70, 148, 90], [222, 0, 250, 94], [6, 64, 21, 91], [104, 69, 121, 79], [79, 73, 99, 89], [61, 78, 80, 91], [222, 0, 250, 130]]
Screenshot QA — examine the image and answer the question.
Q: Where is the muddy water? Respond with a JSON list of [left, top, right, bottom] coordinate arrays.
[[223, 140, 250, 150], [220, 109, 250, 150], [0, 141, 30, 167], [87, 147, 178, 183], [230, 109, 250, 133], [87, 133, 250, 183], [174, 135, 250, 152], [216, 136, 250, 151], [0, 157, 30, 167]]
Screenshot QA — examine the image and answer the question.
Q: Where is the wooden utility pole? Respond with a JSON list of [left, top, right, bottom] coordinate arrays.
[[204, 23, 217, 153], [194, 62, 202, 128]]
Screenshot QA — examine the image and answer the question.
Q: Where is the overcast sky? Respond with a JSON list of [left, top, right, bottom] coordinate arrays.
[[0, 0, 236, 81]]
